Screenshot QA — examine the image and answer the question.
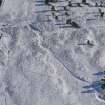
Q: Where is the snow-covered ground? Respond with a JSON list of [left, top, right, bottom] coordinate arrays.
[[0, 0, 105, 105]]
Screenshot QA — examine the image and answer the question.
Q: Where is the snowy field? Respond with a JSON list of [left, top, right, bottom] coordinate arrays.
[[0, 0, 105, 105]]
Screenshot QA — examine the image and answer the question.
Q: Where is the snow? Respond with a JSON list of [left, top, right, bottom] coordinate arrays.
[[0, 0, 105, 105], [98, 49, 105, 68]]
